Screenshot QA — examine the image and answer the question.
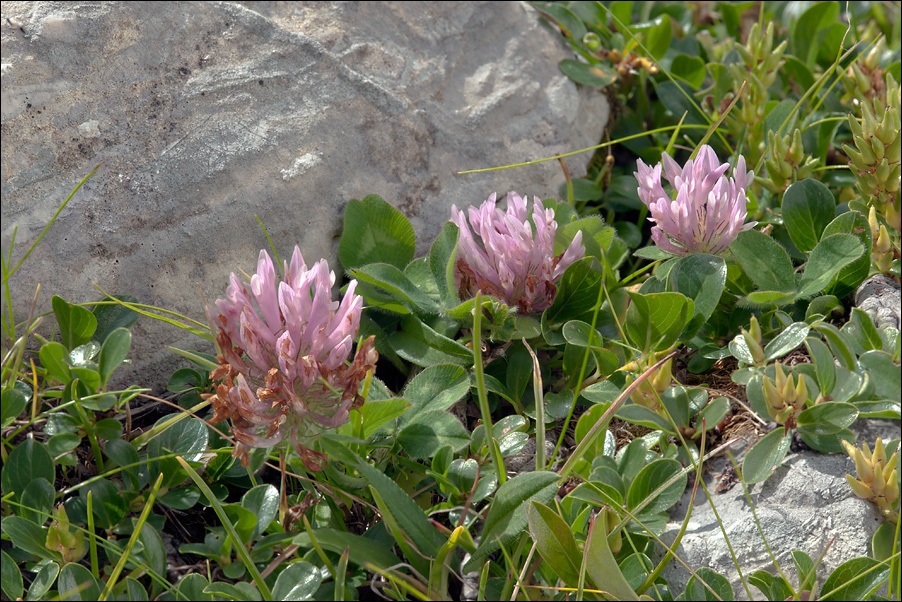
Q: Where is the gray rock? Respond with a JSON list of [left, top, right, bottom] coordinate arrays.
[[1, 1, 609, 388], [658, 420, 900, 600], [855, 274, 901, 331]]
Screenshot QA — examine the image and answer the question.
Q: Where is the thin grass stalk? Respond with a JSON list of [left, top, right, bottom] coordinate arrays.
[[472, 290, 506, 486], [334, 547, 349, 601], [364, 563, 430, 601], [3, 163, 102, 287], [477, 560, 491, 602], [86, 490, 99, 579], [98, 472, 163, 601], [522, 339, 545, 471], [456, 124, 721, 174], [557, 349, 679, 482], [70, 379, 104, 473], [552, 271, 606, 467], [177, 456, 274, 601], [303, 515, 337, 578], [636, 419, 708, 594]]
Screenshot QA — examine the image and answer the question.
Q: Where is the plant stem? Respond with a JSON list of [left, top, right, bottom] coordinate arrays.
[[472, 291, 506, 486]]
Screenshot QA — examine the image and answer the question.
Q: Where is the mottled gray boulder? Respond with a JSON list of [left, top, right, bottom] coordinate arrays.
[[855, 274, 901, 331], [658, 419, 900, 600], [1, 1, 609, 388]]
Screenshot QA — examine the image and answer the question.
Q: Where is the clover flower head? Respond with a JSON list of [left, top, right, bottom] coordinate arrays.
[[210, 247, 377, 470], [634, 145, 756, 256], [450, 192, 585, 313]]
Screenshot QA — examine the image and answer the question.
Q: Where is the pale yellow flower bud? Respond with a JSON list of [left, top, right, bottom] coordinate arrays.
[[846, 474, 875, 500]]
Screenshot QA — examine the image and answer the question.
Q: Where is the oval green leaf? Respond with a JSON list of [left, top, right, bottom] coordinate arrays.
[[742, 429, 791, 484]]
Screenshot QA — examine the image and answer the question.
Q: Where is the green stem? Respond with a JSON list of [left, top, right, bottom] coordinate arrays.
[[472, 291, 506, 486]]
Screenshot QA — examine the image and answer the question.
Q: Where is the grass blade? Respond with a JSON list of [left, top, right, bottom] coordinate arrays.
[[98, 472, 163, 601], [177, 456, 274, 601]]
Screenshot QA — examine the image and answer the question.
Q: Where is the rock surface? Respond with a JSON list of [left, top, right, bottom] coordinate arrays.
[[658, 419, 900, 601], [855, 273, 901, 330], [1, 1, 609, 388]]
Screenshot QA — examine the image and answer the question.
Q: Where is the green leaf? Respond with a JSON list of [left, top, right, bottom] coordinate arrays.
[[48, 433, 83, 457], [616, 404, 673, 433], [70, 368, 101, 393], [696, 396, 730, 434], [242, 485, 279, 540], [739, 290, 797, 308], [429, 222, 460, 307], [556, 218, 615, 263], [626, 459, 686, 515], [782, 179, 836, 254], [729, 230, 796, 293], [94, 418, 122, 441], [584, 510, 640, 600], [1, 386, 29, 428], [845, 308, 883, 352], [805, 336, 836, 396], [149, 415, 209, 490], [351, 263, 439, 315], [683, 567, 734, 600], [98, 328, 131, 386], [797, 234, 864, 298], [792, 1, 839, 67], [645, 15, 672, 60], [625, 292, 690, 353], [741, 429, 791, 484], [272, 561, 321, 601], [21, 478, 55, 524], [790, 550, 817, 594], [1, 550, 23, 600], [818, 557, 889, 601], [167, 368, 204, 393], [2, 438, 54, 502], [1, 516, 57, 560], [764, 99, 796, 138], [399, 364, 470, 425], [872, 522, 900, 595], [52, 296, 98, 351], [39, 341, 73, 385], [858, 351, 901, 403], [204, 582, 261, 601], [559, 60, 618, 87], [527, 502, 582, 587], [671, 54, 706, 89], [398, 410, 469, 458], [545, 258, 603, 324], [353, 459, 444, 557], [812, 322, 856, 370], [92, 294, 139, 344], [821, 211, 871, 298], [796, 402, 858, 436], [464, 471, 559, 571], [177, 574, 214, 602], [749, 570, 794, 601], [659, 386, 692, 428], [339, 195, 415, 271], [158, 487, 201, 510], [388, 317, 472, 367], [669, 254, 726, 335], [26, 561, 59, 600], [80, 479, 127, 530], [58, 562, 102, 601], [356, 398, 411, 438], [764, 322, 810, 361], [69, 342, 99, 367], [293, 529, 401, 572]]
